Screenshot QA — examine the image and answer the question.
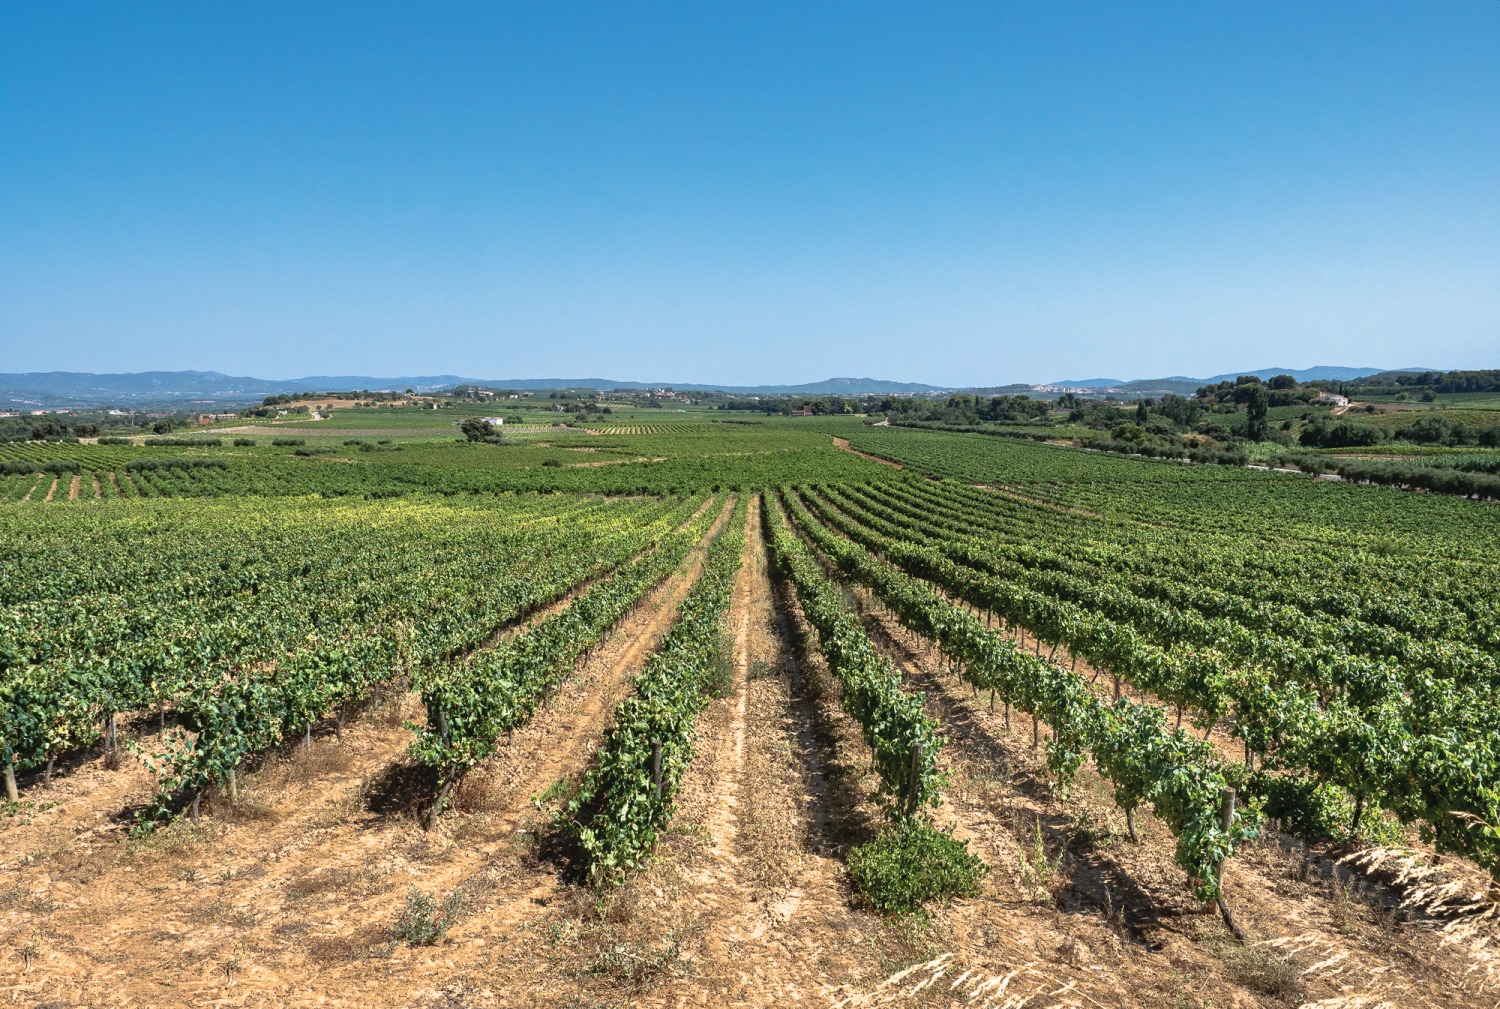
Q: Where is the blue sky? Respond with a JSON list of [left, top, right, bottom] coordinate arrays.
[[2, 3, 1495, 385]]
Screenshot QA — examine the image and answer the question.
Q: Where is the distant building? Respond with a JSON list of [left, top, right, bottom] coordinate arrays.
[[1316, 394, 1350, 407]]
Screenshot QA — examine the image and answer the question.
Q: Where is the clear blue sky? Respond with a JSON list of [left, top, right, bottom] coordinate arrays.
[[2, 3, 1496, 385]]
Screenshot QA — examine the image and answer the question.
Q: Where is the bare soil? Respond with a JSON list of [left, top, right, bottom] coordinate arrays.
[[5, 504, 1496, 1008], [832, 436, 903, 469]]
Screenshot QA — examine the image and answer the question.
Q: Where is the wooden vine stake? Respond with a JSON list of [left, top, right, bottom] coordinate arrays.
[[651, 739, 663, 801], [1216, 786, 1246, 942], [905, 741, 923, 816]]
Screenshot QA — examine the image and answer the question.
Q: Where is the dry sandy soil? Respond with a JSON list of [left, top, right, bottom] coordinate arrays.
[[4, 501, 1499, 1008]]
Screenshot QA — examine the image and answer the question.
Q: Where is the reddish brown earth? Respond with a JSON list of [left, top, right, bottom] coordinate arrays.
[[832, 436, 903, 469]]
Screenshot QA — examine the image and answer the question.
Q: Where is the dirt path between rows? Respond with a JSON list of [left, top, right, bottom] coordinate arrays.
[[832, 436, 903, 469], [560, 496, 887, 1005]]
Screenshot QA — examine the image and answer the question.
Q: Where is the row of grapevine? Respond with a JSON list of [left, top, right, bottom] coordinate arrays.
[[798, 484, 1500, 881], [865, 479, 1499, 681], [842, 425, 1499, 646], [129, 497, 711, 822], [2, 423, 907, 501], [413, 497, 731, 821], [782, 489, 1258, 902], [761, 494, 945, 816], [570, 496, 750, 884], [839, 481, 1500, 727], [1, 494, 704, 814]]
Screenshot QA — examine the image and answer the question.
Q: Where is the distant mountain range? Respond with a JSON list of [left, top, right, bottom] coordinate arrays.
[[0, 371, 951, 408], [0, 366, 1432, 409], [1047, 366, 1410, 393]]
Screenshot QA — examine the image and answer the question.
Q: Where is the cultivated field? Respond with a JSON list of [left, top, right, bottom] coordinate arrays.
[[3, 413, 1499, 1008]]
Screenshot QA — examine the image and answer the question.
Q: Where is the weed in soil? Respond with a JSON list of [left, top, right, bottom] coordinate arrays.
[[392, 886, 465, 945], [1209, 936, 1305, 1005], [1018, 815, 1065, 903], [582, 933, 688, 987], [847, 817, 986, 916]]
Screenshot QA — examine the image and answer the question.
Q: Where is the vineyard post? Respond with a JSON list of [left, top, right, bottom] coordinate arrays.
[[905, 741, 923, 816], [651, 740, 663, 801], [3, 761, 17, 803], [1216, 786, 1246, 941]]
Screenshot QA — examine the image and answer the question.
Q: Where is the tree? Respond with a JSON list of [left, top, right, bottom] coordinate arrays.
[[460, 418, 495, 442], [1267, 373, 1297, 391], [152, 419, 175, 435], [1245, 385, 1270, 441]]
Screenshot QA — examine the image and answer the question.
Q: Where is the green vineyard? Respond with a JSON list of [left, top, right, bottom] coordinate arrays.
[[3, 415, 1498, 1006]]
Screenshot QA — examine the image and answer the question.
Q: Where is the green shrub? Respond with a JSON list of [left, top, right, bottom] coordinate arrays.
[[391, 886, 463, 945], [847, 818, 986, 915]]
